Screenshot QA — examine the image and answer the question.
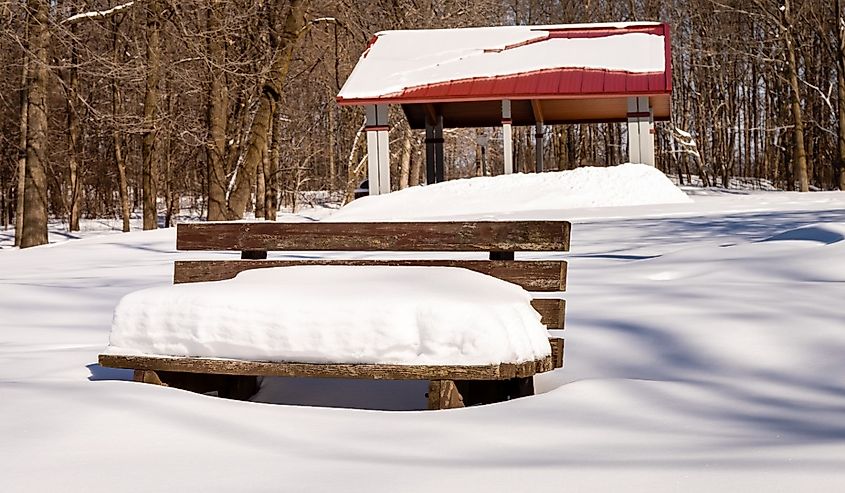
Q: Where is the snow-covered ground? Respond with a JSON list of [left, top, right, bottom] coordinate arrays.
[[2, 169, 845, 491]]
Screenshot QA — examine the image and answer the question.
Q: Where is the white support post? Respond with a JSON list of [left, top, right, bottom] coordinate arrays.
[[627, 96, 655, 166], [365, 104, 390, 195], [640, 97, 655, 167], [626, 97, 642, 164], [502, 100, 514, 174]]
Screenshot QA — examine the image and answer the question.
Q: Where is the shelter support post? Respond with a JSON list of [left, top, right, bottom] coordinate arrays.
[[502, 100, 514, 174], [531, 100, 544, 173], [535, 122, 544, 172], [626, 96, 655, 166], [425, 107, 444, 184], [365, 104, 391, 194]]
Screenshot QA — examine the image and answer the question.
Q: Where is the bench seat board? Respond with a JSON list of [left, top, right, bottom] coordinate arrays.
[[99, 352, 556, 381], [174, 259, 567, 292], [176, 221, 571, 252]]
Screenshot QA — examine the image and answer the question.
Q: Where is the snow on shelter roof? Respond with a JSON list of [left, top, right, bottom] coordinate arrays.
[[337, 22, 672, 106]]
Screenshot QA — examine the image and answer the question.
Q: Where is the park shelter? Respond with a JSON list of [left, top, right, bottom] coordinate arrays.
[[336, 22, 672, 195]]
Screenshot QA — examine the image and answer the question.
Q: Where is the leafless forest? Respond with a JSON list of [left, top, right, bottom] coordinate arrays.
[[2, 0, 844, 247]]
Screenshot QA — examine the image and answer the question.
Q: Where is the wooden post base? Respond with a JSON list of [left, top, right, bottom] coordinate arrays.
[[133, 370, 259, 401], [427, 380, 465, 409]]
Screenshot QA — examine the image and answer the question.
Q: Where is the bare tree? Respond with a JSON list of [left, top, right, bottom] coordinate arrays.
[[20, 0, 50, 248], [142, 0, 162, 230]]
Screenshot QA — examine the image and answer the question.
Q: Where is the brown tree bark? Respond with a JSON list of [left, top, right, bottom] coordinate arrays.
[[64, 25, 82, 231], [142, 0, 161, 230], [408, 137, 422, 187], [344, 118, 367, 203], [399, 126, 412, 188], [226, 0, 307, 219], [206, 0, 228, 221], [264, 113, 279, 221], [21, 0, 50, 249], [328, 96, 337, 190], [255, 152, 266, 218], [112, 18, 130, 233], [837, 0, 845, 190], [781, 0, 809, 192], [15, 50, 28, 246]]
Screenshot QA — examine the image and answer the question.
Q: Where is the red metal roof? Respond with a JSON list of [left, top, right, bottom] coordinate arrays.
[[337, 23, 672, 106]]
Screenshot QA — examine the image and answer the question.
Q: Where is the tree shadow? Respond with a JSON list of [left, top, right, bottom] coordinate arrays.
[[87, 363, 133, 382]]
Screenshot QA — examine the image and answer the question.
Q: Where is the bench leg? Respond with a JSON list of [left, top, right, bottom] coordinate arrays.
[[134, 369, 164, 385], [427, 380, 465, 410]]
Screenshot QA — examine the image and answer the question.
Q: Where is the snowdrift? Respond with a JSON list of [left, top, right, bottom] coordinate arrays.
[[330, 163, 691, 221]]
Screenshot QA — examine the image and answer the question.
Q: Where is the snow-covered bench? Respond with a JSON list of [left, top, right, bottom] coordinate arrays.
[[99, 221, 569, 409]]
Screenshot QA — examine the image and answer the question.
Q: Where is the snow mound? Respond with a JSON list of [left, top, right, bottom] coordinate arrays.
[[330, 163, 691, 222], [760, 223, 845, 245], [107, 265, 551, 366]]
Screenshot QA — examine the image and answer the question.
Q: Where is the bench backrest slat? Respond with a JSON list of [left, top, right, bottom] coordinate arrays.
[[174, 220, 569, 330], [177, 221, 571, 252], [174, 259, 567, 292]]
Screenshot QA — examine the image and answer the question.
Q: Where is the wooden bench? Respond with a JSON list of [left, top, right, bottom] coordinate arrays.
[[99, 220, 570, 409]]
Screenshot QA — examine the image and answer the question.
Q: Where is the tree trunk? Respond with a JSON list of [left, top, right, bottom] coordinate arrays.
[[408, 137, 422, 187], [21, 0, 50, 249], [142, 0, 161, 230], [399, 127, 412, 188], [328, 98, 337, 190], [206, 1, 228, 221], [112, 20, 131, 233], [255, 153, 266, 218], [783, 1, 809, 192], [226, 0, 307, 219], [344, 118, 367, 203], [15, 52, 28, 246], [65, 28, 82, 232], [264, 115, 278, 221], [837, 0, 845, 190]]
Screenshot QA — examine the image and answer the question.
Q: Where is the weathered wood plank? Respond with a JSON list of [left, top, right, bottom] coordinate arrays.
[[531, 298, 566, 329], [428, 380, 465, 409], [100, 354, 554, 381], [174, 259, 567, 292], [549, 337, 564, 369], [176, 221, 571, 252]]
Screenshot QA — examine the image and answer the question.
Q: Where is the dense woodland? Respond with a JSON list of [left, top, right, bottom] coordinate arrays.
[[2, 0, 845, 247]]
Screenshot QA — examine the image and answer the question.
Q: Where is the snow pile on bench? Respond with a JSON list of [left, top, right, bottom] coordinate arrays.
[[106, 266, 551, 366], [332, 163, 691, 221]]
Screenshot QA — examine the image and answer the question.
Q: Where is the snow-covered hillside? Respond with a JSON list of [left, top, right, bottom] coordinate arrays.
[[2, 176, 845, 491]]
